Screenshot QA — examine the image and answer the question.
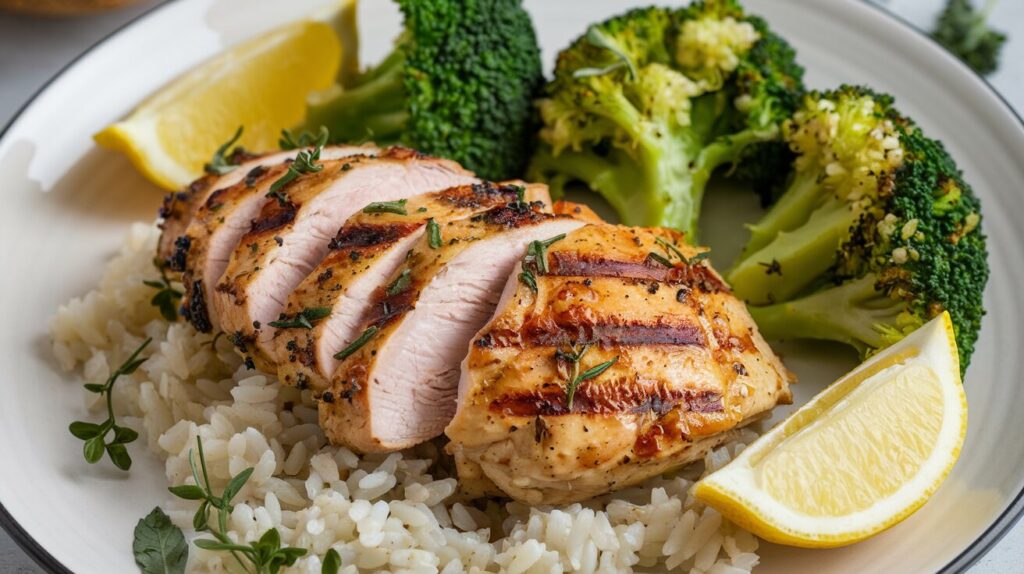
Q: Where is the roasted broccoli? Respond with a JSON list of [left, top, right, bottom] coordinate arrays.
[[527, 0, 804, 238], [931, 0, 1006, 76], [303, 0, 544, 181], [729, 86, 988, 369]]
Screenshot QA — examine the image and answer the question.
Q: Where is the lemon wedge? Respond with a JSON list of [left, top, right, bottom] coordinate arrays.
[[694, 312, 967, 548], [95, 20, 342, 190]]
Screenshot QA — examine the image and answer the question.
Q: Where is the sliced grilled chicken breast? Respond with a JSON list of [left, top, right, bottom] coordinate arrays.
[[176, 145, 377, 333], [213, 148, 477, 370], [320, 204, 586, 452], [159, 146, 369, 267], [274, 182, 551, 392], [445, 224, 793, 505]]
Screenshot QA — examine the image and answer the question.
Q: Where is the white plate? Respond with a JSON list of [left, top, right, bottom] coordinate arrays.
[[0, 0, 1021, 572]]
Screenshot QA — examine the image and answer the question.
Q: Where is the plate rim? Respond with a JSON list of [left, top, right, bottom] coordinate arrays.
[[0, 0, 1020, 572]]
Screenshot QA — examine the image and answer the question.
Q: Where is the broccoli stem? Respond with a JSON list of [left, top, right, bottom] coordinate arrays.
[[746, 274, 907, 353], [740, 168, 823, 257], [304, 49, 410, 144], [728, 199, 863, 304]]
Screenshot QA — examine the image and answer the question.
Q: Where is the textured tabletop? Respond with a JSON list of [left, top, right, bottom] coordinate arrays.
[[0, 0, 1020, 572]]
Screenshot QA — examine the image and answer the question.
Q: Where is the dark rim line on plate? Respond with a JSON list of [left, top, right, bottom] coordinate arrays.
[[0, 0, 1020, 573]]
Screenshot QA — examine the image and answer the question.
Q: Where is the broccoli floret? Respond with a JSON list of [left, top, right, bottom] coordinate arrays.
[[302, 0, 543, 180], [526, 1, 804, 238], [931, 0, 1006, 76], [730, 86, 988, 370]]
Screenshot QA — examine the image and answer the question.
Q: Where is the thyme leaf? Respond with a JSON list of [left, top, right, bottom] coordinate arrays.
[[278, 125, 329, 150], [426, 218, 442, 249], [363, 199, 408, 215], [386, 269, 412, 296], [268, 307, 332, 330], [267, 134, 328, 205], [334, 326, 378, 361], [559, 344, 619, 410], [144, 267, 183, 321], [168, 437, 306, 574], [69, 337, 151, 471], [204, 126, 244, 175]]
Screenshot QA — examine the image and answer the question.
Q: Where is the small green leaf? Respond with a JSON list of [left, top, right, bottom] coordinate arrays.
[[258, 527, 281, 551], [221, 467, 254, 505], [362, 199, 408, 215], [193, 539, 254, 553], [83, 436, 105, 463], [113, 426, 140, 444], [205, 126, 245, 176], [168, 484, 207, 500], [647, 252, 673, 268], [333, 326, 378, 361], [322, 548, 342, 574], [518, 270, 537, 293], [386, 269, 412, 297], [107, 443, 132, 470], [426, 218, 442, 249], [193, 500, 210, 531], [69, 421, 101, 439], [83, 383, 106, 393], [133, 507, 188, 574]]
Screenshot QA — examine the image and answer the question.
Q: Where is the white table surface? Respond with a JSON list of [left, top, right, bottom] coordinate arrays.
[[0, 1, 1020, 572]]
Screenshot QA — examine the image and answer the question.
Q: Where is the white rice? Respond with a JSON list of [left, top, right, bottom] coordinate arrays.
[[50, 222, 763, 573]]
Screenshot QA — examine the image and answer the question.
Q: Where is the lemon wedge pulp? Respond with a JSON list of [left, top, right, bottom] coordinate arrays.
[[694, 312, 967, 548], [94, 20, 342, 190]]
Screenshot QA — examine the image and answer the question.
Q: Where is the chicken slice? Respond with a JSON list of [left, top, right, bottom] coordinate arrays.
[[445, 224, 793, 505], [320, 204, 586, 452], [213, 148, 477, 370], [175, 145, 377, 333], [274, 182, 551, 392], [159, 146, 370, 268]]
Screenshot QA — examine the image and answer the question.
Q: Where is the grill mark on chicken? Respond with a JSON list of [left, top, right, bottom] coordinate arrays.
[[328, 222, 423, 250], [167, 235, 191, 272], [363, 287, 419, 329], [547, 252, 727, 292], [183, 279, 212, 333], [524, 317, 706, 348], [489, 382, 722, 418], [438, 182, 522, 208], [470, 201, 548, 228], [248, 201, 297, 236]]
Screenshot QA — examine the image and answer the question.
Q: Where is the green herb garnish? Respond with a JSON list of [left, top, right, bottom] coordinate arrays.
[[69, 337, 151, 471], [334, 326, 378, 361], [204, 126, 244, 175], [267, 137, 327, 206], [169, 437, 306, 574], [144, 267, 183, 322], [649, 236, 708, 267], [322, 548, 342, 574], [557, 344, 618, 410], [426, 218, 442, 249], [362, 199, 408, 215], [518, 233, 565, 292], [268, 307, 332, 330], [278, 126, 329, 150], [386, 269, 412, 296], [133, 507, 187, 574]]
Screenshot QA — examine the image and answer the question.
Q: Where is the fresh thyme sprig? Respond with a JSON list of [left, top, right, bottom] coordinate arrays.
[[205, 126, 245, 175], [518, 234, 566, 292], [69, 337, 151, 471], [267, 132, 329, 206], [278, 126, 329, 150], [268, 307, 332, 330], [169, 437, 306, 574], [144, 267, 183, 321], [363, 199, 408, 215], [557, 344, 619, 410], [649, 236, 710, 267]]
